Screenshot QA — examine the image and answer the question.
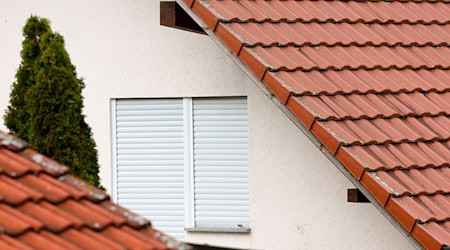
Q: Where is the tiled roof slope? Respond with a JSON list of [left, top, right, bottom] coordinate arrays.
[[181, 0, 450, 249], [0, 131, 190, 250]]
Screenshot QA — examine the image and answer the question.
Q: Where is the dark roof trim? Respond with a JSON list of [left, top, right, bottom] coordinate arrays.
[[160, 1, 206, 35]]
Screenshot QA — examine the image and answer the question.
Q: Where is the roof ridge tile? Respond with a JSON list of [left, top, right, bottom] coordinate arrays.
[[0, 132, 28, 152], [20, 150, 69, 177], [100, 200, 151, 228], [58, 174, 108, 202]]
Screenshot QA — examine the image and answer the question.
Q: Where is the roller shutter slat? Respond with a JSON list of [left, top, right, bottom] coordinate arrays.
[[193, 98, 249, 228], [115, 99, 185, 239]]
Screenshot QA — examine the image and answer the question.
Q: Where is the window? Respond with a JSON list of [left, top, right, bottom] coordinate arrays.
[[112, 97, 249, 239]]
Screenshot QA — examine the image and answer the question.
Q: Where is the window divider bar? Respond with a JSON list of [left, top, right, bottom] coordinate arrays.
[[183, 98, 195, 228], [110, 99, 118, 203]]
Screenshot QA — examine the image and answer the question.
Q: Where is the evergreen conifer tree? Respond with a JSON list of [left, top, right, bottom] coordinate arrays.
[[4, 16, 51, 140], [27, 32, 101, 187], [5, 16, 101, 187]]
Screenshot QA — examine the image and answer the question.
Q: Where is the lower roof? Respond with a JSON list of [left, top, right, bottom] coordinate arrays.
[[0, 131, 189, 250]]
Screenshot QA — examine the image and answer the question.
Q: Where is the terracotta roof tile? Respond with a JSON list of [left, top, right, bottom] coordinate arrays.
[[345, 142, 450, 170], [297, 92, 449, 120], [17, 202, 74, 233], [18, 231, 68, 250], [183, 0, 450, 248], [60, 228, 125, 250], [228, 22, 450, 47], [0, 234, 33, 250], [204, 0, 450, 24], [272, 69, 450, 95], [247, 46, 450, 71], [0, 204, 43, 235], [319, 116, 449, 146], [16, 174, 72, 203], [0, 133, 190, 250], [373, 168, 450, 196]]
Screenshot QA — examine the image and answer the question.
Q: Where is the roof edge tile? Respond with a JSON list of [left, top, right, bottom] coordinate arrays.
[[286, 97, 317, 129], [192, 0, 219, 31], [215, 23, 244, 54], [262, 72, 294, 104], [360, 172, 392, 205], [412, 223, 450, 250], [386, 198, 420, 232], [310, 121, 342, 154], [238, 47, 268, 80], [335, 146, 366, 180]]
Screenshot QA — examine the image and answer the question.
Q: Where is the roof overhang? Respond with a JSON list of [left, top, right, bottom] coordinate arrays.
[[172, 0, 425, 249]]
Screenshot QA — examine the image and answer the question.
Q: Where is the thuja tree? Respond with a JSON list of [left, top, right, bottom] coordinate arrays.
[[4, 16, 51, 140], [5, 16, 101, 187]]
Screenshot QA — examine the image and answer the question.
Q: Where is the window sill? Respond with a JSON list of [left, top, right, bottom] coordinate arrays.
[[185, 227, 251, 233]]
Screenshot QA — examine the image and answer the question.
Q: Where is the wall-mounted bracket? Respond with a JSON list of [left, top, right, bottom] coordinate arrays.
[[160, 1, 206, 35], [348, 189, 370, 203]]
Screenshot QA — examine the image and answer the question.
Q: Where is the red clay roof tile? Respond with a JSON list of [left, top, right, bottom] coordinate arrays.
[[229, 22, 450, 47], [38, 230, 81, 250], [17, 174, 72, 203], [413, 222, 450, 250], [183, 0, 450, 248], [247, 46, 450, 71], [346, 142, 450, 170], [206, 0, 450, 24], [60, 228, 125, 250], [275, 69, 450, 95], [320, 116, 449, 145], [0, 132, 190, 250], [298, 92, 449, 120], [0, 234, 33, 250], [0, 204, 43, 235], [18, 231, 68, 250], [17, 202, 74, 233]]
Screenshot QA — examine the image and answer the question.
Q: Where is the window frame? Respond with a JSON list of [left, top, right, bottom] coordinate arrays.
[[111, 97, 251, 234]]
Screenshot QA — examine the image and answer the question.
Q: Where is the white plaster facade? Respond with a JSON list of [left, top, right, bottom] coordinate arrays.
[[0, 1, 414, 249]]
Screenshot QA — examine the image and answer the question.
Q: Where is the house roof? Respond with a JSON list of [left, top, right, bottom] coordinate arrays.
[[178, 0, 450, 249], [0, 131, 190, 250]]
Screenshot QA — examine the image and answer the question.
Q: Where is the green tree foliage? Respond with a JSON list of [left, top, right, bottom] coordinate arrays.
[[4, 16, 101, 187], [4, 16, 51, 140]]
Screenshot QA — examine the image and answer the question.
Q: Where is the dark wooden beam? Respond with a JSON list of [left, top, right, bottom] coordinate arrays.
[[348, 189, 370, 203], [160, 1, 206, 35]]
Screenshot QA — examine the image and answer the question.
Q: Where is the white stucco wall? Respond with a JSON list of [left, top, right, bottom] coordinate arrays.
[[0, 1, 414, 249]]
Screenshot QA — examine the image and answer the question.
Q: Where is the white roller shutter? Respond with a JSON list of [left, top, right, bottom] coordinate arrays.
[[114, 99, 185, 239], [192, 97, 249, 228]]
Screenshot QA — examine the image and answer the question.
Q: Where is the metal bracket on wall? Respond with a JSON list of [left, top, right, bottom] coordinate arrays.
[[160, 1, 206, 35], [347, 189, 370, 203]]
